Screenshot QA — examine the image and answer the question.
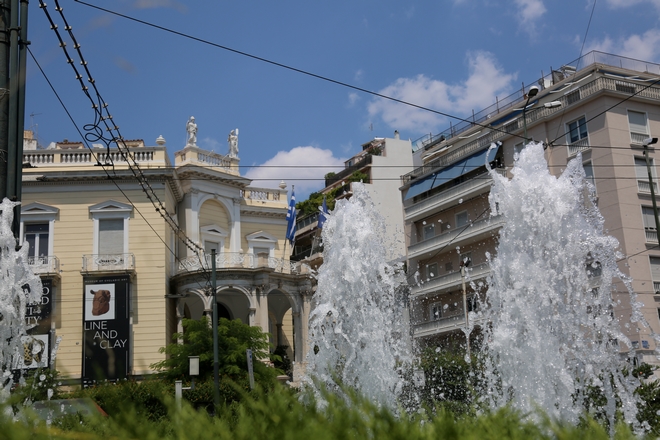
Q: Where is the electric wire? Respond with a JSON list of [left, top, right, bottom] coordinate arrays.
[[27, 45, 212, 294]]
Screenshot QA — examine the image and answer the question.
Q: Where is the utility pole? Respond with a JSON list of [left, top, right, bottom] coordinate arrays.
[[643, 138, 660, 243], [0, 0, 10, 201], [211, 249, 220, 408]]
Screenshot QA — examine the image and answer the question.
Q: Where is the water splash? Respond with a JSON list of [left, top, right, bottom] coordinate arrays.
[[483, 142, 645, 428], [0, 198, 43, 399], [305, 184, 412, 410]]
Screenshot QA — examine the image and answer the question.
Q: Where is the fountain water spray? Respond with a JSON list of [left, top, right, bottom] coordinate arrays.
[[305, 184, 412, 410], [0, 198, 43, 400], [483, 142, 646, 428]]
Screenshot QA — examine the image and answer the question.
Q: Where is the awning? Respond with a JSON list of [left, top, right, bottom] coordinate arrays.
[[404, 173, 436, 200], [404, 144, 501, 200]]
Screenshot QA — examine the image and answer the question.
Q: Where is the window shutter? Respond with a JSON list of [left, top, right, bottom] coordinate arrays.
[[99, 219, 124, 254], [628, 111, 648, 134]]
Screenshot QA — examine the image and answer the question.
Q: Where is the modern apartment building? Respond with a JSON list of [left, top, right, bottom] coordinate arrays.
[[401, 51, 660, 366], [292, 132, 414, 268], [20, 128, 313, 383]]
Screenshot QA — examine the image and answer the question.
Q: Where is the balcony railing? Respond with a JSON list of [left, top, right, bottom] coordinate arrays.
[[325, 155, 372, 187], [637, 179, 658, 193], [27, 255, 59, 274], [240, 187, 286, 205], [177, 252, 311, 275], [646, 229, 658, 244], [654, 281, 660, 293], [405, 66, 660, 184], [631, 131, 650, 145], [408, 216, 505, 259], [567, 138, 590, 156], [82, 253, 135, 272], [411, 262, 491, 297], [411, 51, 660, 153], [404, 169, 505, 221], [412, 313, 485, 338], [23, 148, 161, 167]]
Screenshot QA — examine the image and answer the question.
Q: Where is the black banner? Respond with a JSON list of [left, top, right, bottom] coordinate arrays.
[[82, 275, 130, 384], [19, 278, 52, 369]]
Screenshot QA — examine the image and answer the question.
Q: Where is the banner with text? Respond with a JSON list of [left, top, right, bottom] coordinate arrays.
[[82, 275, 130, 383], [18, 278, 53, 369]]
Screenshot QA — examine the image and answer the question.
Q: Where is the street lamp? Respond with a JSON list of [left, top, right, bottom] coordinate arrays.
[[642, 137, 660, 244], [522, 86, 539, 142]]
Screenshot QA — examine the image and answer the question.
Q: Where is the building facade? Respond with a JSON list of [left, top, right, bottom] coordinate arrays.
[[20, 127, 312, 382], [401, 51, 660, 366]]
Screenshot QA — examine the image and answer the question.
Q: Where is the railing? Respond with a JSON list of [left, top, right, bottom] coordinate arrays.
[[197, 152, 232, 169], [637, 179, 658, 193], [631, 132, 650, 145], [23, 148, 161, 167], [654, 281, 660, 293], [27, 255, 59, 274], [410, 50, 660, 153], [82, 253, 135, 272], [325, 155, 372, 187], [405, 63, 660, 184], [408, 216, 505, 259], [568, 138, 590, 156], [412, 313, 485, 338], [241, 187, 285, 203], [646, 229, 658, 244], [295, 212, 320, 230], [404, 169, 505, 219], [177, 252, 311, 275], [411, 262, 491, 297]]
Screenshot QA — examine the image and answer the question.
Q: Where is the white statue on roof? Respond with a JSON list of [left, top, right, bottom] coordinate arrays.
[[228, 128, 239, 158], [186, 116, 197, 146]]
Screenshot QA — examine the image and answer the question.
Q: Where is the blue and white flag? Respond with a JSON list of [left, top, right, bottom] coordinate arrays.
[[286, 187, 297, 245], [317, 196, 329, 229]]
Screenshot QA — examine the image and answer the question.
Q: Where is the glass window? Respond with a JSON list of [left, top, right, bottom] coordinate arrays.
[[456, 211, 469, 228], [431, 303, 442, 321], [426, 263, 438, 279], [628, 110, 648, 135], [99, 218, 124, 255], [423, 223, 435, 240], [568, 117, 588, 143], [643, 206, 657, 230], [24, 223, 49, 258]]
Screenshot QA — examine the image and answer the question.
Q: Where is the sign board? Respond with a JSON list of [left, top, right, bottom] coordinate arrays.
[[17, 278, 52, 370], [82, 275, 130, 384]]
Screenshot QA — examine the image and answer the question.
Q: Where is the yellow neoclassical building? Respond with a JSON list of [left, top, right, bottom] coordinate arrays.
[[20, 129, 312, 384]]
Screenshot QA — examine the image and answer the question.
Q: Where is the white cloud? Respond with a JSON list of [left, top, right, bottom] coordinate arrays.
[[367, 51, 516, 133], [606, 0, 660, 8], [513, 0, 546, 25], [586, 29, 660, 63], [354, 69, 364, 82], [244, 146, 346, 198], [199, 136, 222, 153], [348, 93, 360, 106]]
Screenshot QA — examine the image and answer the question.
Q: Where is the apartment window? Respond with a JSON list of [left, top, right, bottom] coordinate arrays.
[[20, 202, 58, 264], [456, 211, 469, 228], [513, 142, 524, 159], [459, 252, 472, 267], [567, 116, 588, 156], [24, 223, 49, 259], [628, 110, 649, 144], [583, 161, 595, 190], [426, 263, 438, 279], [643, 206, 658, 243], [89, 200, 132, 256], [635, 156, 657, 193], [423, 223, 435, 240], [204, 241, 220, 254], [99, 219, 125, 255], [430, 303, 442, 321], [445, 262, 453, 272], [650, 256, 660, 293]]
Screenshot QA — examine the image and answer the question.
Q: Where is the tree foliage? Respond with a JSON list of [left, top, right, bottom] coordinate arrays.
[[151, 317, 279, 386]]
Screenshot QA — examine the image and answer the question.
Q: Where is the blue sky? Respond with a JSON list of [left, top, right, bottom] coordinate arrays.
[[24, 0, 660, 200]]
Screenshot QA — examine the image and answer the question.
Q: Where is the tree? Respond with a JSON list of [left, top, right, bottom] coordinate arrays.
[[151, 317, 280, 386]]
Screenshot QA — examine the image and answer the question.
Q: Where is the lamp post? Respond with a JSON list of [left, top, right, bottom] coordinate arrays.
[[643, 137, 660, 244], [522, 86, 539, 142]]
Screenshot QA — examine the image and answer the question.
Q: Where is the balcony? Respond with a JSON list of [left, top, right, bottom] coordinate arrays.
[[82, 254, 135, 272], [241, 186, 287, 207], [325, 155, 372, 187], [637, 179, 658, 193], [27, 255, 59, 275], [404, 169, 505, 222], [23, 147, 165, 168], [411, 262, 491, 298], [412, 312, 485, 339], [631, 131, 650, 145], [646, 229, 658, 244], [408, 216, 505, 259], [567, 138, 590, 156], [177, 252, 311, 276]]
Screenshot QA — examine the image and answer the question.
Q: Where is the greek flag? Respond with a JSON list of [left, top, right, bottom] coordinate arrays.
[[286, 187, 297, 245], [317, 196, 329, 228]]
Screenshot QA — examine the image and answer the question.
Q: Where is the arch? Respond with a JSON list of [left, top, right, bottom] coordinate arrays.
[[199, 199, 231, 251], [197, 194, 234, 225], [267, 288, 300, 363], [215, 285, 252, 324]]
